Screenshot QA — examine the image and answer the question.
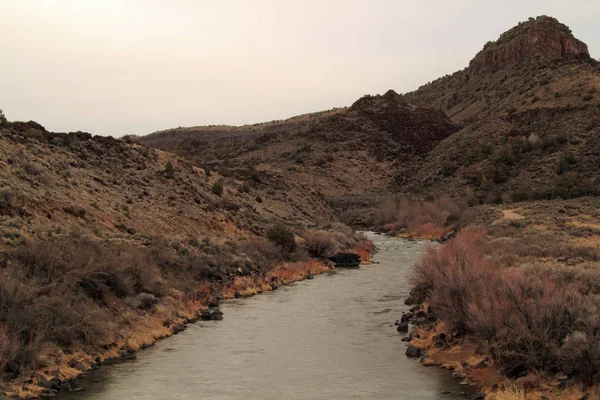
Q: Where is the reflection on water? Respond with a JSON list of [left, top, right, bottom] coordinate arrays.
[[59, 233, 471, 400]]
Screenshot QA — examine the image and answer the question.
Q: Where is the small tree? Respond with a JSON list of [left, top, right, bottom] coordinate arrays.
[[0, 109, 7, 126], [164, 161, 176, 179], [267, 223, 296, 254], [212, 179, 224, 196]]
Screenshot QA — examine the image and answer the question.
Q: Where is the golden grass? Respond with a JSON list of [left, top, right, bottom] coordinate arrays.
[[487, 386, 525, 400], [353, 240, 374, 264]]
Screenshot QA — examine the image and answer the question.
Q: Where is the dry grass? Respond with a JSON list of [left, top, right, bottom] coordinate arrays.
[[375, 196, 463, 239]]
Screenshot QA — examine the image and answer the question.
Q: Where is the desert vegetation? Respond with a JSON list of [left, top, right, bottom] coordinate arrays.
[[0, 117, 374, 397], [406, 197, 600, 396], [350, 196, 465, 240], [0, 225, 370, 394]]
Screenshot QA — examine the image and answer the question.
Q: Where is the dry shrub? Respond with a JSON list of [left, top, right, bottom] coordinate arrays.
[[266, 260, 327, 284], [411, 228, 600, 382], [374, 196, 463, 238], [483, 233, 600, 263], [303, 230, 337, 258], [410, 222, 446, 239], [266, 223, 297, 255], [352, 240, 374, 263]]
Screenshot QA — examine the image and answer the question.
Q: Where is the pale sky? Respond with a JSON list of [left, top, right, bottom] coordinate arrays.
[[0, 1, 598, 137]]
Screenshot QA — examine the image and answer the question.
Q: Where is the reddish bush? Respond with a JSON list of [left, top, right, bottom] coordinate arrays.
[[303, 231, 337, 258], [374, 196, 463, 238], [411, 228, 600, 382]]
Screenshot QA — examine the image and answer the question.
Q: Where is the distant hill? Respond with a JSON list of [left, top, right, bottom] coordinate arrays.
[[141, 16, 600, 206]]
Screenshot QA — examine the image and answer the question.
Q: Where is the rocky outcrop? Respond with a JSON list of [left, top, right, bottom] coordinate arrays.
[[313, 89, 460, 159], [469, 16, 590, 74]]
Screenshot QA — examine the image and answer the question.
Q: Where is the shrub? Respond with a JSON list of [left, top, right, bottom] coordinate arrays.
[[164, 161, 176, 179], [0, 109, 6, 126], [267, 223, 296, 254], [411, 228, 600, 383], [212, 179, 224, 196], [63, 205, 86, 218], [303, 231, 337, 258], [0, 187, 14, 206], [373, 196, 462, 238], [22, 162, 45, 176], [137, 292, 159, 310]]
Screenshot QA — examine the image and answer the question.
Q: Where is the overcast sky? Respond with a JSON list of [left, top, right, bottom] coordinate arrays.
[[1, 1, 598, 137]]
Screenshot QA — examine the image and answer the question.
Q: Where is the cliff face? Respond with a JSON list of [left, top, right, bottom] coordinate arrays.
[[398, 16, 599, 201], [469, 16, 590, 74]]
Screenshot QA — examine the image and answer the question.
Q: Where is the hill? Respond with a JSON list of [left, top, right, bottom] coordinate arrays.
[[0, 118, 370, 397], [400, 16, 600, 203], [141, 16, 599, 209]]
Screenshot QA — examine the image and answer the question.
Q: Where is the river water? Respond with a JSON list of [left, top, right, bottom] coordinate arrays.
[[60, 233, 470, 400]]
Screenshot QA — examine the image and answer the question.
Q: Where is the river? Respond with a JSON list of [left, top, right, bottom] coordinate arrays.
[[59, 232, 471, 399]]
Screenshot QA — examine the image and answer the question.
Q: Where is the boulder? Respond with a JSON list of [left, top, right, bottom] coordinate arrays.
[[405, 345, 422, 358], [400, 312, 413, 323], [172, 324, 187, 334], [396, 322, 409, 333]]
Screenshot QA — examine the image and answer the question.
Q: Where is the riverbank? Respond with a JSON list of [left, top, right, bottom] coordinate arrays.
[[52, 232, 469, 400], [1, 228, 373, 399], [3, 258, 332, 399], [400, 198, 600, 399]]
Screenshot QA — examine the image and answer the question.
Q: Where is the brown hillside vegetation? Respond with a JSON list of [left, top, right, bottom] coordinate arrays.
[[139, 89, 460, 214], [401, 16, 600, 203], [405, 197, 600, 398], [0, 119, 371, 397]]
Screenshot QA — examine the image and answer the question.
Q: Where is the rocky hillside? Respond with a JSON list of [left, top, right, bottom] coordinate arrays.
[[139, 90, 460, 215], [0, 117, 373, 398], [401, 16, 600, 203], [142, 16, 599, 208]]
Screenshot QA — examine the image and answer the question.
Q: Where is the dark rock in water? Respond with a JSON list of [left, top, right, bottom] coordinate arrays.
[[441, 390, 451, 395], [416, 310, 427, 319], [396, 322, 409, 333], [172, 324, 187, 334], [404, 296, 415, 305], [394, 320, 400, 326], [201, 308, 224, 321], [401, 312, 413, 323], [234, 291, 241, 298], [469, 393, 486, 400], [401, 337, 410, 342], [405, 345, 422, 358], [328, 252, 361, 267], [306, 272, 314, 279], [409, 305, 419, 313], [207, 300, 219, 309]]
